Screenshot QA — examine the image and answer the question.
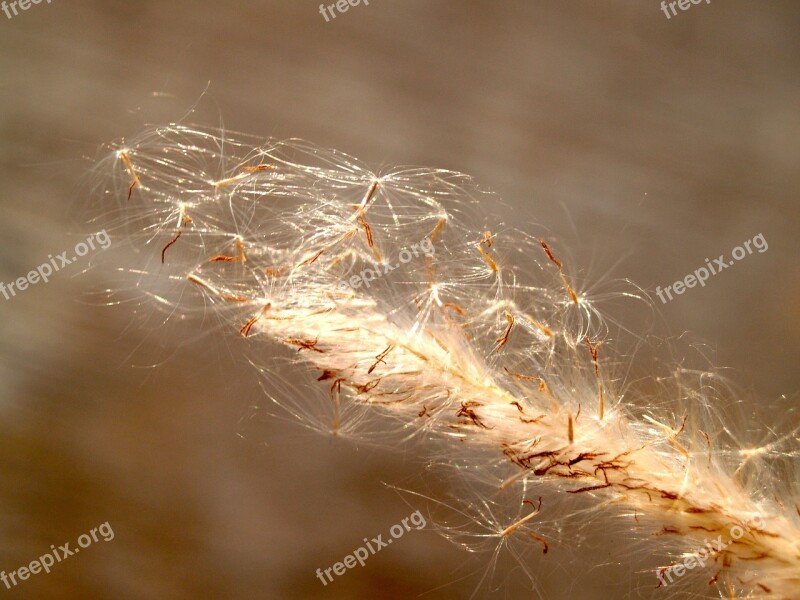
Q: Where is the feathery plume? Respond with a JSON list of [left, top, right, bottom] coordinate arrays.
[[88, 125, 800, 598]]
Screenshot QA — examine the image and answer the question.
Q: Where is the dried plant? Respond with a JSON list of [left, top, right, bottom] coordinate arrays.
[[89, 125, 800, 598]]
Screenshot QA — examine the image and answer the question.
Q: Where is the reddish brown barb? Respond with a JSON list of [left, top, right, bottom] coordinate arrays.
[[494, 312, 515, 353], [161, 231, 182, 264], [239, 304, 271, 337], [285, 337, 325, 353], [117, 150, 140, 201], [368, 345, 395, 374], [540, 239, 578, 304], [584, 336, 605, 419], [429, 217, 446, 243], [210, 238, 247, 263], [477, 230, 499, 271]]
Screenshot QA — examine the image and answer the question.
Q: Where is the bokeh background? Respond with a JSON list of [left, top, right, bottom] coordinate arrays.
[[1, 1, 798, 598]]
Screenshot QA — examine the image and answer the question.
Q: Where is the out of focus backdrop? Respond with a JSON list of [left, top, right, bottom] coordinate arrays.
[[0, 1, 798, 598]]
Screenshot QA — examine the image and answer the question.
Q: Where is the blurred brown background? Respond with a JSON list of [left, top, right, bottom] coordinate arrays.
[[0, 1, 798, 598]]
